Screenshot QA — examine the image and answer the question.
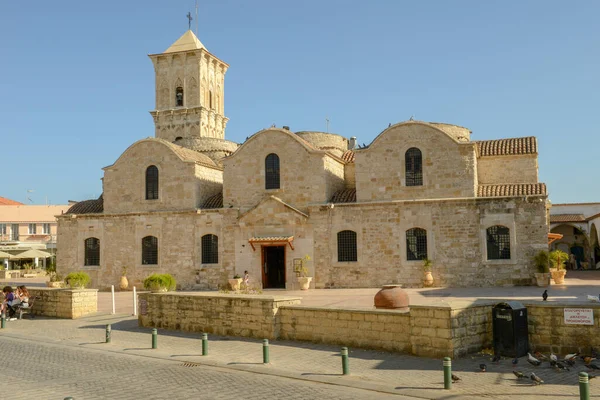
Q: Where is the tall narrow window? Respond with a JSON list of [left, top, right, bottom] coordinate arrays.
[[11, 224, 19, 240], [43, 223, 51, 235], [28, 223, 37, 235], [145, 165, 159, 200], [175, 87, 184, 107], [209, 90, 213, 109], [405, 147, 423, 186], [0, 224, 6, 236], [84, 237, 100, 266], [337, 230, 357, 262], [201, 234, 219, 264], [265, 153, 280, 189], [487, 225, 511, 260], [406, 228, 428, 260], [142, 236, 158, 265]]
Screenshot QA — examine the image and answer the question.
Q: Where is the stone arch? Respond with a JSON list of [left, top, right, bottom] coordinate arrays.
[[551, 223, 591, 269], [174, 78, 183, 107]]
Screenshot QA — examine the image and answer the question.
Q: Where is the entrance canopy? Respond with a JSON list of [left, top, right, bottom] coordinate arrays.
[[248, 236, 294, 251], [548, 233, 563, 245], [12, 249, 53, 259], [0, 250, 13, 259]]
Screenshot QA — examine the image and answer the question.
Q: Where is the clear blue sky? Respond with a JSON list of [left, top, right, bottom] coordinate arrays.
[[1, 1, 598, 205]]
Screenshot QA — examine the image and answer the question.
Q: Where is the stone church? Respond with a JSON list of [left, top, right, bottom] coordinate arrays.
[[57, 30, 550, 290]]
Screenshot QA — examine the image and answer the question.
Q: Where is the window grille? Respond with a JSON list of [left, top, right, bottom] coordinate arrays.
[[201, 234, 219, 264], [406, 228, 427, 260], [28, 223, 37, 235], [486, 225, 511, 260], [84, 237, 100, 266], [265, 153, 280, 189], [142, 236, 158, 265], [405, 147, 423, 186], [146, 166, 159, 200], [43, 223, 51, 234], [337, 230, 357, 262]]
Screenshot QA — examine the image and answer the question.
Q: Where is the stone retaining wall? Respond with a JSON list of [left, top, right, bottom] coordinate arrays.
[[28, 288, 98, 319]]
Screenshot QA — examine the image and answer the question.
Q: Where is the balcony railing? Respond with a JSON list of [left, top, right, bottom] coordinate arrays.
[[0, 234, 56, 243]]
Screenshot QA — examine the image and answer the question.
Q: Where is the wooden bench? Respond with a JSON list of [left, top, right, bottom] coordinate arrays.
[[14, 296, 39, 319]]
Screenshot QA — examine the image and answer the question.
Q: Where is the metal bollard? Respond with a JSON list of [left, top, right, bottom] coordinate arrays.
[[580, 371, 590, 400], [443, 357, 452, 390], [263, 339, 270, 364], [106, 324, 111, 343], [64, 397, 74, 400], [202, 333, 208, 356], [1, 315, 5, 329], [341, 347, 349, 375], [151, 328, 157, 349]]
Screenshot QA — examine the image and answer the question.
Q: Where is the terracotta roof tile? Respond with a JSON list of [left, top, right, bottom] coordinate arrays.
[[202, 192, 223, 209], [477, 183, 546, 197], [0, 196, 24, 206], [65, 195, 104, 215], [549, 214, 586, 223], [476, 137, 537, 156], [330, 188, 357, 203], [342, 150, 355, 163]]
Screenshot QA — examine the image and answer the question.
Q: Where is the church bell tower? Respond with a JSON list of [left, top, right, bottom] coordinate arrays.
[[149, 30, 229, 142]]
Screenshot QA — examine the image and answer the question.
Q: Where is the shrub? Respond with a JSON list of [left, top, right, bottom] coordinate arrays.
[[549, 250, 569, 270], [143, 273, 176, 292], [533, 250, 550, 273], [65, 271, 91, 288]]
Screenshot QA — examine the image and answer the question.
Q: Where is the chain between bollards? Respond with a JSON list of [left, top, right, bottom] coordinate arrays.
[[580, 371, 590, 400], [443, 357, 452, 390], [105, 324, 111, 343], [341, 347, 349, 375], [263, 339, 270, 364], [202, 333, 208, 356], [151, 328, 157, 349]]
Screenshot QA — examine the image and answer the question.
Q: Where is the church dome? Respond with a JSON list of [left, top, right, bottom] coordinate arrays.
[[173, 137, 239, 166]]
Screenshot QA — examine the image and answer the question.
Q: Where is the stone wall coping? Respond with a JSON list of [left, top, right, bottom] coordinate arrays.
[[30, 287, 99, 293], [522, 300, 600, 308], [143, 292, 302, 302], [280, 304, 410, 315]]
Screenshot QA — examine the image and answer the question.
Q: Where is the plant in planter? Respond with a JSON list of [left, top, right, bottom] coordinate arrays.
[[297, 255, 313, 290], [422, 258, 434, 287], [120, 266, 129, 290], [549, 249, 569, 284], [143, 273, 176, 293], [532, 250, 551, 287], [228, 274, 243, 291], [65, 271, 91, 289]]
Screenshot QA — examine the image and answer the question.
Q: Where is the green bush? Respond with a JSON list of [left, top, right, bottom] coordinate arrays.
[[65, 271, 91, 288], [533, 250, 550, 273], [143, 273, 176, 292]]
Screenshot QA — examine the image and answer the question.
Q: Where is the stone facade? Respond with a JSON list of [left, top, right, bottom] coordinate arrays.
[[28, 288, 98, 319], [57, 30, 549, 290]]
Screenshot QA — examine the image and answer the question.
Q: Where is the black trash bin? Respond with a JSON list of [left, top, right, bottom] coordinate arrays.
[[492, 301, 528, 358]]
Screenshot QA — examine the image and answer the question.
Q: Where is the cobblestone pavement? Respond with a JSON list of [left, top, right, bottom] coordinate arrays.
[[1, 315, 598, 399]]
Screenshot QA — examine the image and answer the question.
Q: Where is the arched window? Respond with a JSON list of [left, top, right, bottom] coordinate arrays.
[[145, 166, 159, 200], [337, 230, 357, 262], [487, 225, 511, 260], [142, 236, 158, 265], [201, 234, 219, 264], [405, 147, 423, 186], [265, 153, 280, 189], [406, 228, 427, 260], [84, 237, 100, 266], [175, 87, 184, 107]]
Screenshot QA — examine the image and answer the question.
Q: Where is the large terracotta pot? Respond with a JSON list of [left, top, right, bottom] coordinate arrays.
[[551, 269, 566, 285], [120, 276, 129, 290], [423, 271, 434, 287], [374, 284, 410, 311]]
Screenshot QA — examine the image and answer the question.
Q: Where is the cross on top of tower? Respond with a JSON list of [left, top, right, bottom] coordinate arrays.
[[186, 12, 193, 30]]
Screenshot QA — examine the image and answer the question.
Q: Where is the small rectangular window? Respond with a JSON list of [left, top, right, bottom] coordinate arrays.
[[43, 223, 51, 234], [28, 223, 37, 235], [11, 224, 19, 240], [0, 224, 6, 236]]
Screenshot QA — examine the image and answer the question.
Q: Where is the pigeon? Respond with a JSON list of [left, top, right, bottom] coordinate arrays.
[[530, 372, 544, 385], [542, 290, 548, 301], [587, 295, 599, 302], [451, 373, 461, 382], [527, 353, 542, 367], [534, 351, 548, 360], [584, 356, 597, 365], [513, 370, 525, 379], [589, 375, 597, 380], [492, 354, 501, 362], [550, 353, 558, 362], [586, 364, 600, 370], [565, 353, 579, 361], [554, 361, 569, 371], [512, 358, 519, 367], [565, 358, 576, 367], [480, 363, 487, 372]]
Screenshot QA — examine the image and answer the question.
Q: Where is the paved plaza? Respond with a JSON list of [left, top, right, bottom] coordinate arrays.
[[2, 271, 600, 398]]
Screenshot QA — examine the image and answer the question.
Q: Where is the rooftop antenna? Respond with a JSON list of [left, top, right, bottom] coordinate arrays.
[[26, 189, 35, 204], [325, 116, 330, 133], [186, 11, 193, 31], [195, 0, 199, 36]]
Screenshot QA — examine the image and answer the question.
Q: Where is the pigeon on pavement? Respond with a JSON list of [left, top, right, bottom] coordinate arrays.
[[480, 363, 487, 372], [512, 358, 519, 367], [527, 353, 542, 367], [513, 370, 525, 379], [530, 373, 544, 385], [542, 290, 548, 301], [451, 373, 461, 382], [554, 361, 570, 371], [550, 353, 558, 362], [492, 354, 501, 362], [565, 353, 579, 361], [534, 351, 548, 360]]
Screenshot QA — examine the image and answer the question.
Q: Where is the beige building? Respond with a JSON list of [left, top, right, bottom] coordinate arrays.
[[0, 197, 71, 268], [57, 30, 550, 290]]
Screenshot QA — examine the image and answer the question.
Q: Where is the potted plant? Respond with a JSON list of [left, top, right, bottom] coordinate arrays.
[[533, 250, 551, 287], [228, 274, 243, 291], [549, 249, 568, 284], [120, 266, 129, 290], [422, 258, 434, 287], [143, 273, 176, 293], [297, 255, 313, 290], [65, 271, 91, 289], [47, 272, 65, 288]]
